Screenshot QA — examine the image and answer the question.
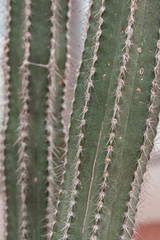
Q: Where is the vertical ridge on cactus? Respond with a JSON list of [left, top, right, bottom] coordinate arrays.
[[1, 0, 160, 239], [17, 1, 31, 239], [45, 0, 68, 238]]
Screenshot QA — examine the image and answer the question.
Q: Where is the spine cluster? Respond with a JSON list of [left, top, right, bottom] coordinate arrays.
[[17, 0, 31, 239], [61, 1, 105, 239], [0, 0, 11, 239], [91, 1, 137, 239], [121, 29, 160, 240]]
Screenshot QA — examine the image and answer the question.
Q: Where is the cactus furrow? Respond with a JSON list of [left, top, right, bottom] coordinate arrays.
[[16, 0, 31, 238], [90, 1, 137, 238], [57, 1, 105, 239], [0, 1, 11, 239], [121, 29, 160, 240]]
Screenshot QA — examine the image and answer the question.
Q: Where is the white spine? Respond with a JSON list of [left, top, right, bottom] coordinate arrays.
[[17, 0, 31, 238]]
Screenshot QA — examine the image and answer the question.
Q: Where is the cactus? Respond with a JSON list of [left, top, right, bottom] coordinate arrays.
[[0, 0, 160, 240]]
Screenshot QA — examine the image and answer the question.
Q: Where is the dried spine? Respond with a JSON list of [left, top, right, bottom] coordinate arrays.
[[17, 0, 31, 238], [91, 1, 138, 239], [0, 1, 11, 239], [45, 0, 57, 239], [61, 1, 105, 239], [121, 29, 160, 240]]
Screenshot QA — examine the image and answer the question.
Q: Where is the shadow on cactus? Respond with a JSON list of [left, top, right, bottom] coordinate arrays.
[[0, 0, 160, 239]]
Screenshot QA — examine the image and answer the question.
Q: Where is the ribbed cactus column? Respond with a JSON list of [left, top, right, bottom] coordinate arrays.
[[1, 0, 160, 240], [3, 0, 67, 239], [53, 0, 160, 240]]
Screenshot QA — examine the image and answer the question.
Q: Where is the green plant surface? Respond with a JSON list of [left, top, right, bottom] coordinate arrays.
[[26, 0, 51, 238], [2, 0, 160, 240], [53, 0, 160, 240], [5, 0, 25, 238], [4, 0, 68, 239]]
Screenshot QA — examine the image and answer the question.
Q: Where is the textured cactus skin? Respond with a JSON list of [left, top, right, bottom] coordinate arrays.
[[26, 0, 51, 238], [2, 0, 160, 240], [4, 0, 67, 239], [54, 0, 160, 240], [5, 0, 25, 238]]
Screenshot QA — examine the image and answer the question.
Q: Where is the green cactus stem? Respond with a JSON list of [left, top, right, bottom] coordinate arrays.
[[1, 0, 160, 240], [53, 0, 160, 240], [3, 0, 67, 239]]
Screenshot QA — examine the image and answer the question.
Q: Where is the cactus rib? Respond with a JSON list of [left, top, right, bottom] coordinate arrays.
[[0, 1, 11, 239], [121, 29, 160, 240], [16, 0, 31, 238], [90, 1, 138, 239], [44, 0, 68, 238]]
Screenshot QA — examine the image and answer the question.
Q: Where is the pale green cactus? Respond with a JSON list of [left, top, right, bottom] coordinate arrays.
[[0, 0, 160, 240]]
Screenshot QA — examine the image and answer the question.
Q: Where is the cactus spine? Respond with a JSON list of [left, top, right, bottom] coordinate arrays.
[[0, 0, 160, 240]]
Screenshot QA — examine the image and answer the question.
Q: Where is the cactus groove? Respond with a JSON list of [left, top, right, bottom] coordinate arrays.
[[1, 0, 160, 240]]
